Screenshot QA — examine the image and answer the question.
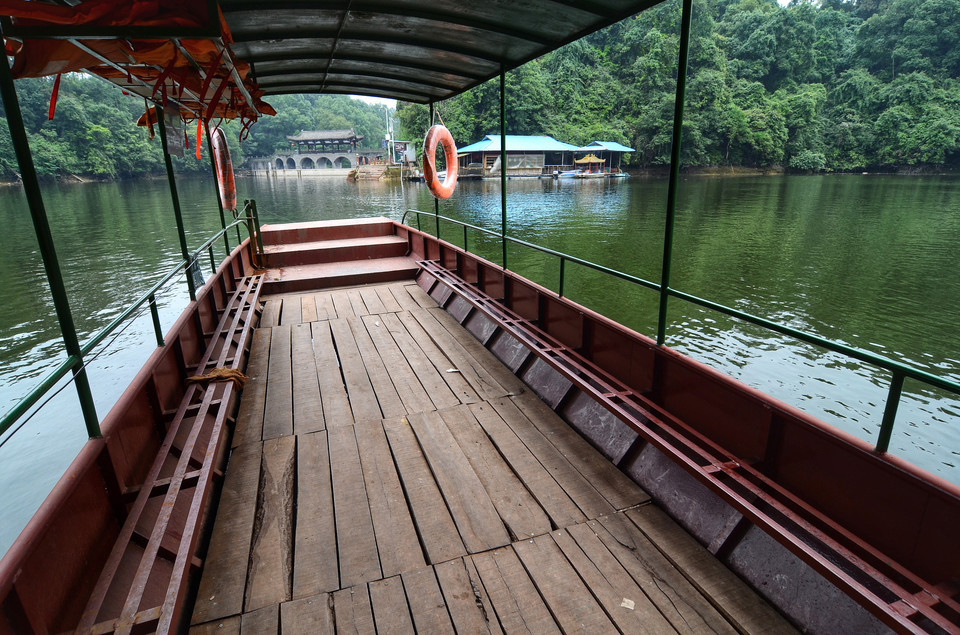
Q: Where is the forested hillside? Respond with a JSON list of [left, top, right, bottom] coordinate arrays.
[[399, 0, 960, 171], [0, 81, 390, 179], [3, 0, 959, 177]]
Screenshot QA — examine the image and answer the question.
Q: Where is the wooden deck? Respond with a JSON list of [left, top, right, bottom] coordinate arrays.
[[189, 281, 793, 634]]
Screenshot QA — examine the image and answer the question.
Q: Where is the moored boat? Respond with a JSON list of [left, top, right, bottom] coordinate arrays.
[[0, 1, 959, 634]]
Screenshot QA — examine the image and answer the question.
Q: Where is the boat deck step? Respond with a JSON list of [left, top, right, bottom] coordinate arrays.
[[262, 235, 408, 268], [261, 256, 419, 294], [260, 217, 395, 246]]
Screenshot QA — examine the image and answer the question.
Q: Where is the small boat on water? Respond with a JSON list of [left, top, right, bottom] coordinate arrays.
[[0, 1, 958, 634]]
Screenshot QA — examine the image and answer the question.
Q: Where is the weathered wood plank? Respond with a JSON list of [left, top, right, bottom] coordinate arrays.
[[347, 288, 369, 316], [401, 566, 456, 634], [396, 310, 478, 405], [358, 286, 388, 315], [425, 306, 527, 395], [468, 401, 585, 529], [359, 314, 435, 414], [311, 321, 354, 427], [437, 406, 551, 541], [409, 308, 510, 400], [330, 289, 356, 318], [626, 506, 795, 634], [232, 327, 271, 448], [344, 315, 406, 418], [259, 299, 281, 328], [354, 418, 426, 577], [294, 431, 339, 599], [328, 425, 382, 588], [471, 548, 559, 635], [408, 411, 511, 553], [328, 318, 383, 423], [388, 282, 423, 311], [315, 291, 336, 321], [558, 522, 676, 633], [240, 604, 278, 633], [262, 325, 293, 439], [404, 282, 437, 308], [291, 323, 325, 434], [511, 391, 649, 510], [368, 577, 416, 633], [375, 284, 403, 313], [299, 294, 318, 323], [281, 594, 335, 635], [332, 586, 376, 635], [191, 442, 262, 624], [189, 616, 240, 635], [280, 297, 302, 325], [489, 397, 615, 520], [244, 435, 296, 612], [513, 532, 616, 633], [382, 416, 466, 564], [381, 312, 464, 409], [595, 513, 737, 634], [435, 558, 503, 635]]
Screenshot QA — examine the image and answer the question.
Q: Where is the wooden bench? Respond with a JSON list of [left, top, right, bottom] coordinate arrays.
[[75, 274, 263, 635]]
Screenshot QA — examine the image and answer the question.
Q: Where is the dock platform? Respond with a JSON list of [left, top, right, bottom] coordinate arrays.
[[189, 281, 792, 634]]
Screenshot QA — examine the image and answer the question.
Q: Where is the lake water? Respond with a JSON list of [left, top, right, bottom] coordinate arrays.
[[1, 172, 958, 555]]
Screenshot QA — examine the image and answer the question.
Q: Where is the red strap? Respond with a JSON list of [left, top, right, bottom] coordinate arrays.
[[196, 120, 203, 160], [48, 73, 61, 120]]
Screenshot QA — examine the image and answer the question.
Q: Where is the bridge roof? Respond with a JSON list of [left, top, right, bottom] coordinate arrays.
[[287, 130, 364, 143]]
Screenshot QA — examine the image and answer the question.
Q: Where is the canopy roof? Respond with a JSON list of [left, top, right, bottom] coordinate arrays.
[[459, 135, 578, 154], [0, 0, 659, 121], [578, 141, 636, 152], [574, 153, 605, 164]]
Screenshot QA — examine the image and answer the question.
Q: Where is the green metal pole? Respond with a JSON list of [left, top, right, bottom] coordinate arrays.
[[0, 44, 101, 438], [429, 101, 440, 239], [500, 66, 508, 270], [656, 0, 693, 346], [876, 371, 905, 453], [156, 106, 196, 301], [204, 121, 230, 256]]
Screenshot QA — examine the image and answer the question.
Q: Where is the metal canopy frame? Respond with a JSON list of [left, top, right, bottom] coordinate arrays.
[[219, 0, 660, 103]]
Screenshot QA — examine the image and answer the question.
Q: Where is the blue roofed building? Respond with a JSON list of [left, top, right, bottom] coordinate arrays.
[[457, 135, 578, 178]]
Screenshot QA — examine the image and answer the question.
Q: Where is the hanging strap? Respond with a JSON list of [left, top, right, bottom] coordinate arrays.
[[48, 73, 61, 120]]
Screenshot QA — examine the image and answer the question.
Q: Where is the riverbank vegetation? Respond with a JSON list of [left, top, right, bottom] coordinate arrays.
[[2, 0, 959, 178], [399, 0, 960, 172], [0, 81, 390, 179]]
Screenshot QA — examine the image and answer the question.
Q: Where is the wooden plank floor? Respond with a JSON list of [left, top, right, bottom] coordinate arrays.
[[191, 282, 794, 634]]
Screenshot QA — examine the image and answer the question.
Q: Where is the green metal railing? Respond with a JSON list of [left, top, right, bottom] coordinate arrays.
[[401, 208, 960, 454], [0, 213, 262, 442]]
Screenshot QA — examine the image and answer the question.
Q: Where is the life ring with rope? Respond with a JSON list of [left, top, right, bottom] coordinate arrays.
[[211, 126, 237, 211], [423, 125, 458, 199]]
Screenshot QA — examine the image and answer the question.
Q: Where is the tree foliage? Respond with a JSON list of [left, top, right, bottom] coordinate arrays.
[[396, 0, 960, 172], [4, 0, 960, 176]]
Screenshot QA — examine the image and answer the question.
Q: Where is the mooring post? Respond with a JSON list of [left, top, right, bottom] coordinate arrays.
[[0, 42, 101, 438], [156, 106, 197, 302], [656, 0, 693, 346]]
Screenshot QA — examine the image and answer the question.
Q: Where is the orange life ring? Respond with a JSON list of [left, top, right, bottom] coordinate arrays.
[[423, 125, 458, 199], [211, 126, 237, 211]]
